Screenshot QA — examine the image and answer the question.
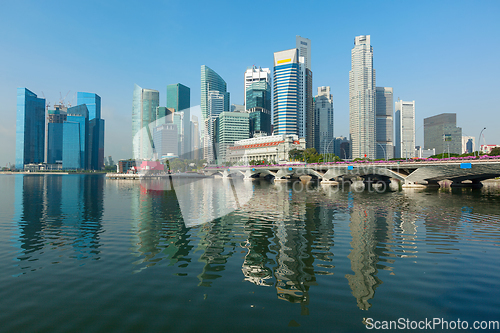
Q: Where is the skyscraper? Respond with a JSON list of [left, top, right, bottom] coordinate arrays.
[[349, 35, 376, 159], [63, 104, 89, 170], [273, 48, 302, 136], [77, 92, 104, 170], [167, 83, 191, 158], [132, 84, 159, 160], [15, 88, 45, 169], [424, 113, 462, 155], [296, 36, 314, 149], [244, 67, 271, 109], [395, 100, 415, 159], [314, 86, 334, 155], [375, 87, 394, 160], [214, 112, 250, 163], [246, 81, 271, 113], [201, 65, 230, 162]]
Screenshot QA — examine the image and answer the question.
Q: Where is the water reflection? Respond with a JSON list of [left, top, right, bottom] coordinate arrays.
[[11, 175, 104, 274], [7, 174, 500, 316]]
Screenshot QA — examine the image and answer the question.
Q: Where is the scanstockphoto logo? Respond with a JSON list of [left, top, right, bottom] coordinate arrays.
[[364, 317, 500, 330]]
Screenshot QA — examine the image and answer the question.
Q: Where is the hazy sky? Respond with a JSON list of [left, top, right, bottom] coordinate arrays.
[[1, 0, 499, 167]]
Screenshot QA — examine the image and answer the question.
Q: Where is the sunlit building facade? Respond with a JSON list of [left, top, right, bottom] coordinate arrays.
[[349, 35, 376, 159]]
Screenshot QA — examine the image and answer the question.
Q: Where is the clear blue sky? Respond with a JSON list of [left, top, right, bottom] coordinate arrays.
[[1, 0, 499, 166]]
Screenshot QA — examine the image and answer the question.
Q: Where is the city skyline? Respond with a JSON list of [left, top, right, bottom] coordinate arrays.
[[1, 1, 499, 167]]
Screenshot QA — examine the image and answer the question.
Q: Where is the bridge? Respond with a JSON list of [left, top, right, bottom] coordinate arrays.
[[203, 157, 500, 188]]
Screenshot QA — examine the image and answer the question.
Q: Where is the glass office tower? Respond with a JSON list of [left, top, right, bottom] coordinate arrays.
[[314, 86, 334, 155], [246, 81, 271, 112], [63, 105, 89, 169], [15, 88, 46, 169], [132, 84, 159, 160], [78, 92, 104, 170], [201, 66, 230, 162], [167, 83, 191, 158]]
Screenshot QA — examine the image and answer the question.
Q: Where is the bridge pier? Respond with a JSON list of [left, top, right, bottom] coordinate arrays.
[[450, 180, 483, 188]]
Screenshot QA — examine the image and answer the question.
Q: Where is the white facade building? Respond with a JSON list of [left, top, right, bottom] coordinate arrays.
[[395, 100, 416, 159], [227, 135, 306, 165], [349, 35, 376, 159]]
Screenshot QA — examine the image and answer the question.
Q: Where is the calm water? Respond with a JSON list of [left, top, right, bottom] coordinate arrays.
[[1, 174, 500, 332]]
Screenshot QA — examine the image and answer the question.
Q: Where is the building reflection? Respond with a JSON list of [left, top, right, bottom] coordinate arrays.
[[344, 193, 397, 310], [130, 178, 193, 272], [11, 175, 104, 273]]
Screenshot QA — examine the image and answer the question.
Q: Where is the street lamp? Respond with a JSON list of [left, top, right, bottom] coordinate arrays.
[[326, 137, 336, 162], [476, 127, 486, 157], [376, 142, 387, 161]]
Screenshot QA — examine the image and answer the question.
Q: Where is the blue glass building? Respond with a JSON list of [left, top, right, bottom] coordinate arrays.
[[15, 88, 45, 169], [77, 92, 104, 170], [246, 81, 271, 112], [63, 122, 82, 169], [64, 105, 89, 169]]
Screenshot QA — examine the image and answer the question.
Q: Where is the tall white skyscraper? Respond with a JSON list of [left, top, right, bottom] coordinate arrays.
[[244, 67, 271, 108], [349, 35, 376, 159], [395, 100, 415, 159], [376, 87, 394, 160]]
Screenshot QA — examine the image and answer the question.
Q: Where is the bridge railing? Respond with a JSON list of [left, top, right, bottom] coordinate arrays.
[[204, 155, 500, 170]]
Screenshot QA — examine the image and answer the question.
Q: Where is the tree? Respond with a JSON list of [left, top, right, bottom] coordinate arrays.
[[489, 147, 500, 156]]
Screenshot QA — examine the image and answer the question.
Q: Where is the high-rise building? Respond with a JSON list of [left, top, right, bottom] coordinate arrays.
[[201, 65, 230, 163], [167, 83, 191, 158], [63, 105, 89, 169], [153, 123, 178, 158], [249, 110, 272, 137], [173, 112, 184, 157], [214, 112, 249, 163], [395, 100, 415, 159], [349, 35, 376, 159], [231, 104, 246, 112], [462, 136, 475, 154], [47, 106, 67, 165], [244, 67, 271, 109], [334, 136, 350, 159], [155, 106, 174, 127], [77, 92, 104, 170], [191, 115, 200, 159], [132, 84, 159, 160], [375, 87, 394, 159], [15, 88, 45, 169], [246, 80, 271, 113], [296, 36, 314, 149], [424, 113, 462, 155], [273, 48, 303, 136], [314, 86, 334, 154]]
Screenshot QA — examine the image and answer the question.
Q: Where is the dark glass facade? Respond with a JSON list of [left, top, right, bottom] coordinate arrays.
[[249, 111, 272, 137], [77, 92, 104, 170], [246, 81, 271, 112], [15, 88, 45, 169]]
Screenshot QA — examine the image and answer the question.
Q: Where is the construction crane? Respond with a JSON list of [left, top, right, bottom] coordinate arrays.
[[59, 91, 71, 107]]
